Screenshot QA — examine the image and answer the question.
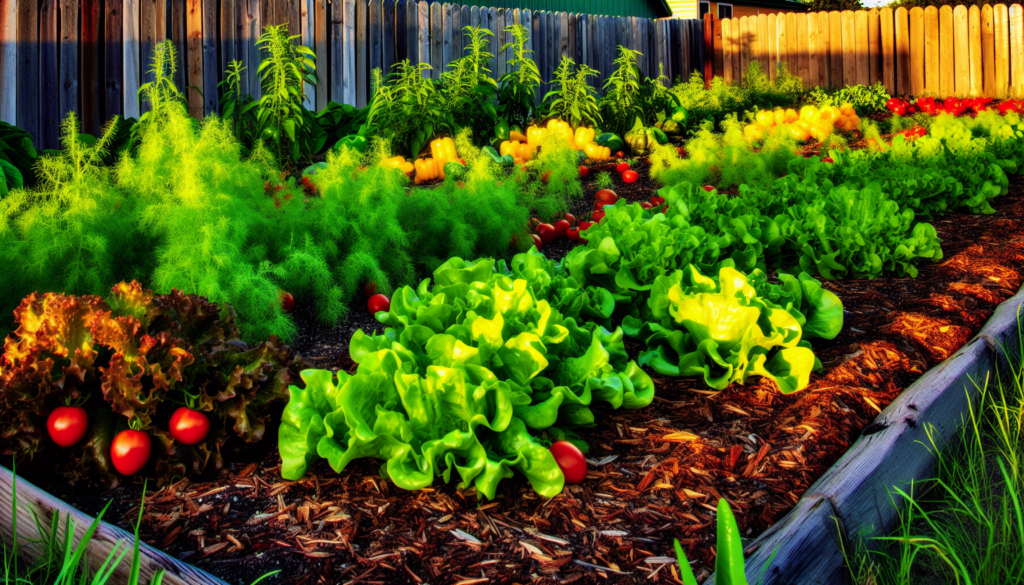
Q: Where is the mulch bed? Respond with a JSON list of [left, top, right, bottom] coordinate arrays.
[[23, 151, 1024, 585]]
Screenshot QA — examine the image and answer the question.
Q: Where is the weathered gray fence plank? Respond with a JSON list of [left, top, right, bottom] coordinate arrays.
[[330, 0, 343, 100], [199, 0, 216, 114], [39, 0, 58, 149], [343, 0, 356, 102], [316, 0, 327, 108], [430, 1, 442, 78], [417, 0, 428, 76], [383, 0, 395, 74], [0, 0, 15, 124], [303, 0, 315, 105], [441, 2, 452, 71], [60, 0, 79, 124], [370, 0, 382, 83]]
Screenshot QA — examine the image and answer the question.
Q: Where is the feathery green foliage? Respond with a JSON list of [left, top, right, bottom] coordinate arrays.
[[0, 113, 144, 318], [497, 24, 541, 128]]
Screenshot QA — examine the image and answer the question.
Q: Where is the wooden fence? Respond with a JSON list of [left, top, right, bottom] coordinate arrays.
[[0, 0, 704, 151], [714, 4, 1024, 99]]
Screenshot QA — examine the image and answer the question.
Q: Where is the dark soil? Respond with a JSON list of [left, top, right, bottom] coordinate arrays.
[[21, 149, 1024, 585]]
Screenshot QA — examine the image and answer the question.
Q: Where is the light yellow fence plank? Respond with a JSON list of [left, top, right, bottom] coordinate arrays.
[[1012, 4, 1023, 96], [925, 6, 940, 94], [954, 5, 969, 96], [970, 5, 982, 96], [982, 4, 996, 96], [996, 3, 1009, 97], [740, 16, 751, 80], [794, 13, 807, 85], [818, 12, 831, 87], [869, 8, 882, 84], [910, 7, 925, 95], [830, 11, 843, 88], [769, 12, 778, 80], [759, 14, 770, 73], [809, 11, 820, 87], [940, 6, 955, 96], [843, 10, 857, 86], [881, 7, 895, 93], [856, 9, 869, 85], [895, 7, 911, 95]]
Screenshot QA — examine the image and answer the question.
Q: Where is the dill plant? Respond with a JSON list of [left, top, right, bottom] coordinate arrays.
[[0, 114, 144, 322], [497, 24, 541, 128], [543, 57, 602, 128], [137, 41, 189, 130]]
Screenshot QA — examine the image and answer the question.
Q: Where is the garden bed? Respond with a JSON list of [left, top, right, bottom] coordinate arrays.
[[15, 160, 1024, 585]]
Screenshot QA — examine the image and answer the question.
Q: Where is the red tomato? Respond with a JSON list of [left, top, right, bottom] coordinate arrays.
[[367, 294, 391, 314], [531, 234, 543, 250], [566, 227, 581, 241], [47, 406, 88, 447], [553, 219, 571, 238], [578, 221, 595, 232], [578, 166, 589, 178], [676, 147, 684, 156], [536, 223, 557, 244], [595, 189, 619, 206], [616, 162, 630, 173], [563, 213, 576, 226], [592, 210, 606, 223], [550, 441, 587, 484], [111, 429, 151, 476], [280, 291, 295, 314], [701, 185, 715, 192], [615, 151, 625, 159], [650, 195, 665, 206], [821, 156, 834, 163], [622, 170, 639, 184], [640, 201, 653, 209], [169, 407, 210, 445]]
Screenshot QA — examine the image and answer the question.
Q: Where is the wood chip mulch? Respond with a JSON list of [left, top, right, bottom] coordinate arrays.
[[26, 164, 1024, 585]]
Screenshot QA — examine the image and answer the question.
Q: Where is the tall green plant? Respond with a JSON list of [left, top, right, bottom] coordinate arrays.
[[543, 57, 602, 128], [600, 46, 644, 136], [497, 24, 541, 128], [137, 41, 188, 132], [247, 24, 324, 164], [219, 59, 258, 146], [441, 26, 498, 144], [365, 60, 453, 157]]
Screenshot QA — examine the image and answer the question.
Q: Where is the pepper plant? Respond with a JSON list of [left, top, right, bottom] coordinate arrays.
[[365, 61, 453, 157], [441, 26, 498, 144], [600, 46, 644, 136]]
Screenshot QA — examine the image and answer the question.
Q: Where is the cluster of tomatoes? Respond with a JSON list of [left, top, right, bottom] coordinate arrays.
[[615, 161, 640, 185], [898, 125, 929, 141], [47, 405, 210, 476], [527, 213, 594, 249]]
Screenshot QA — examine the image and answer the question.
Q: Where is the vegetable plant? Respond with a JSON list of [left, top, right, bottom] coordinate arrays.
[[278, 252, 654, 498], [248, 24, 324, 164], [365, 60, 453, 158], [600, 47, 644, 136], [543, 57, 602, 129], [0, 281, 303, 487], [497, 24, 541, 129], [442, 26, 499, 144]]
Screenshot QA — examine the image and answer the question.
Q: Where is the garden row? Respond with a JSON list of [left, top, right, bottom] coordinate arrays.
[[3, 22, 1024, 583]]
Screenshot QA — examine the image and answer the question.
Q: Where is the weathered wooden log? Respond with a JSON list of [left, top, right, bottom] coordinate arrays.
[[0, 465, 227, 585], [707, 284, 1024, 585]]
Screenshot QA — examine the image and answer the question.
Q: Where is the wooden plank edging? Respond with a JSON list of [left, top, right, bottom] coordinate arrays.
[[0, 465, 227, 585], [706, 283, 1024, 585]]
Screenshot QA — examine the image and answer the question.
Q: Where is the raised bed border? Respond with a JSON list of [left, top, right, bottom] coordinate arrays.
[[2, 288, 1022, 585], [707, 283, 1024, 585], [0, 464, 226, 585]]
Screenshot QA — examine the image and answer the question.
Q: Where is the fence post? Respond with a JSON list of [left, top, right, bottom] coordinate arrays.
[[704, 12, 713, 88]]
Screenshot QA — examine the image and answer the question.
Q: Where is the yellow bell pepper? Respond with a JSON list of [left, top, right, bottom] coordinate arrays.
[[500, 140, 535, 163], [430, 137, 457, 168], [383, 155, 415, 176], [573, 127, 596, 150], [527, 125, 548, 145], [414, 157, 443, 184], [510, 130, 528, 142], [546, 119, 574, 145], [583, 142, 611, 161]]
